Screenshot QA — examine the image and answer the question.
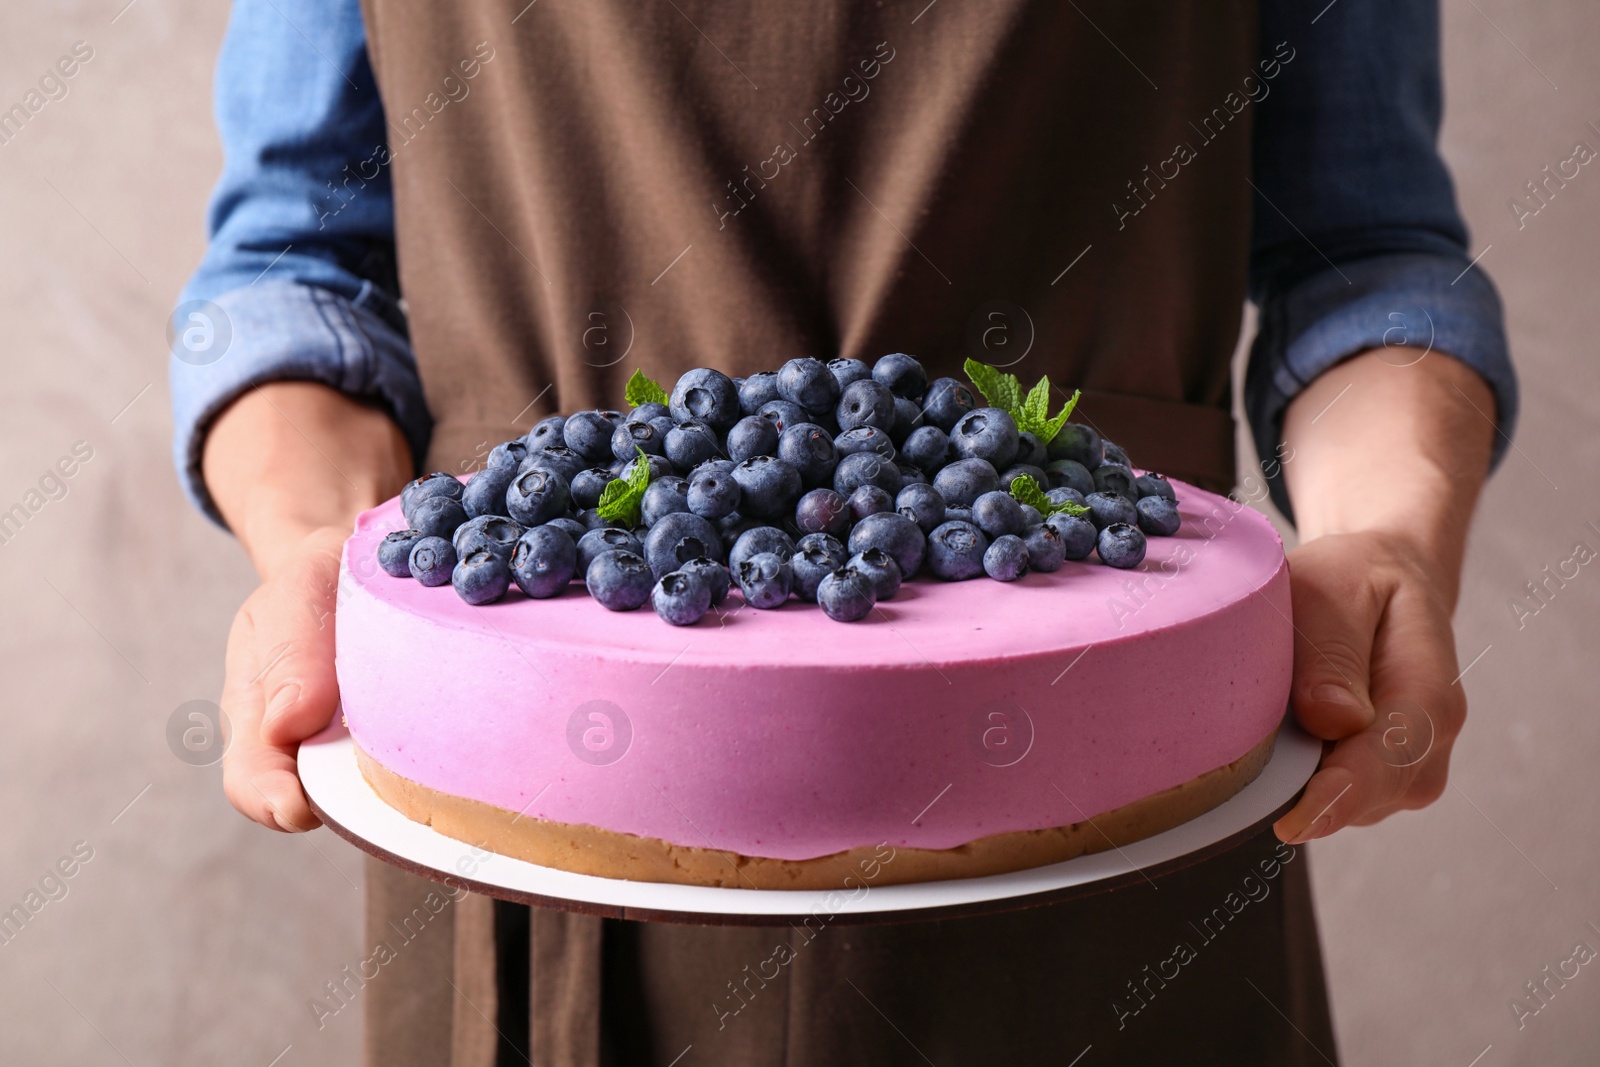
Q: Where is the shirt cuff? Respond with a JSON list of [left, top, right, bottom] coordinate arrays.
[[1244, 250, 1518, 523], [168, 280, 432, 527]]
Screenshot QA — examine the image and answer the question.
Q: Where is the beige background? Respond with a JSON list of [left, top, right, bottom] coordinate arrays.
[[0, 1, 1595, 1063]]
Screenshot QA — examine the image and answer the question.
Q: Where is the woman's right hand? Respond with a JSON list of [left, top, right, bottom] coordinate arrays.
[[203, 382, 414, 831]]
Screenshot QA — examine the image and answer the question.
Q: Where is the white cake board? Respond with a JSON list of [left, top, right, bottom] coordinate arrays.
[[301, 716, 1320, 926]]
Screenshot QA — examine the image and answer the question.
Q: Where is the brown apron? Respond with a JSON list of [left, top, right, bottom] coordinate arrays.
[[353, 1, 1338, 1062]]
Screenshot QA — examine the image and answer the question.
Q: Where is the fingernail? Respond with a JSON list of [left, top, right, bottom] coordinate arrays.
[[265, 684, 301, 727], [1310, 684, 1363, 712], [1290, 813, 1332, 845]]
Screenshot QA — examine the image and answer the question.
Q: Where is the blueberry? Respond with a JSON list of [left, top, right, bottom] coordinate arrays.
[[1136, 495, 1182, 536], [576, 527, 642, 574], [612, 420, 665, 461], [569, 467, 616, 510], [901, 426, 951, 473], [1045, 459, 1095, 496], [643, 511, 722, 579], [1019, 503, 1043, 527], [1136, 473, 1178, 502], [524, 415, 566, 453], [944, 504, 975, 525], [791, 534, 847, 600], [776, 358, 841, 416], [1012, 431, 1048, 469], [729, 526, 796, 571], [1097, 522, 1147, 569], [453, 514, 524, 562], [401, 472, 464, 521], [827, 357, 872, 393], [896, 483, 946, 533], [692, 457, 737, 479], [486, 440, 529, 472], [452, 548, 513, 604], [506, 468, 571, 526], [897, 465, 927, 489], [576, 508, 619, 531], [983, 534, 1031, 582], [1046, 486, 1087, 509], [545, 516, 587, 542], [665, 419, 722, 470], [889, 397, 923, 444], [920, 377, 977, 433], [817, 568, 876, 621], [462, 466, 516, 519], [408, 536, 458, 587], [794, 488, 851, 537], [1093, 463, 1139, 502], [678, 556, 732, 606], [735, 551, 793, 608], [718, 511, 761, 544], [871, 352, 927, 400], [925, 520, 989, 581], [1085, 491, 1138, 531], [932, 457, 999, 507], [409, 495, 469, 540], [998, 465, 1048, 493], [648, 414, 676, 441], [848, 484, 895, 522], [626, 401, 671, 425], [377, 530, 423, 577], [833, 426, 897, 460], [522, 445, 587, 483], [687, 467, 742, 520], [1022, 523, 1067, 572], [505, 527, 576, 601], [1046, 423, 1102, 468], [1101, 440, 1132, 468], [725, 414, 780, 463], [835, 378, 897, 433], [777, 422, 838, 487], [847, 512, 926, 578], [832, 451, 900, 497], [670, 367, 742, 431], [640, 476, 691, 526], [738, 371, 782, 415], [564, 409, 623, 462], [757, 399, 811, 435], [950, 408, 1020, 467], [652, 569, 713, 625], [585, 549, 655, 610], [847, 547, 902, 600], [1036, 508, 1100, 559], [644, 454, 677, 481], [731, 455, 802, 518], [972, 490, 1025, 539]]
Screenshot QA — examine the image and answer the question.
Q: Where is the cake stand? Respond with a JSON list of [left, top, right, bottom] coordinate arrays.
[[301, 715, 1319, 926]]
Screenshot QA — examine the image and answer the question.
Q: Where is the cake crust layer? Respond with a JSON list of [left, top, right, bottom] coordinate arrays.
[[354, 728, 1279, 889]]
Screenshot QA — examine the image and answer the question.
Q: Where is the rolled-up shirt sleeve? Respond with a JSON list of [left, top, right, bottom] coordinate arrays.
[[170, 0, 429, 526], [1246, 0, 1517, 522]]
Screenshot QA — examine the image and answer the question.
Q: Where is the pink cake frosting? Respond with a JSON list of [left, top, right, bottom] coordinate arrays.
[[336, 480, 1291, 861]]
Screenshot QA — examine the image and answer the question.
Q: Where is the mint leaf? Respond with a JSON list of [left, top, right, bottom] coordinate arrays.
[[1040, 388, 1082, 445], [596, 447, 653, 526], [624, 369, 670, 409], [964, 358, 1021, 416], [1008, 474, 1089, 518], [1017, 376, 1053, 437]]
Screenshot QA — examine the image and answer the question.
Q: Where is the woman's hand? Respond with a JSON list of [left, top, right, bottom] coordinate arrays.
[[204, 382, 412, 831], [1270, 349, 1497, 843]]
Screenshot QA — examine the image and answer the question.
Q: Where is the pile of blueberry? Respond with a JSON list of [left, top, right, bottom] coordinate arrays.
[[375, 355, 1183, 625]]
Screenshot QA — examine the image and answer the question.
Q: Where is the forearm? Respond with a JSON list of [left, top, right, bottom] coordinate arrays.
[[204, 382, 413, 579], [1281, 350, 1497, 609]]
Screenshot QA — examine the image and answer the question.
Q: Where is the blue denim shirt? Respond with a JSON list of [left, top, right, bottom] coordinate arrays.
[[171, 0, 1516, 526]]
